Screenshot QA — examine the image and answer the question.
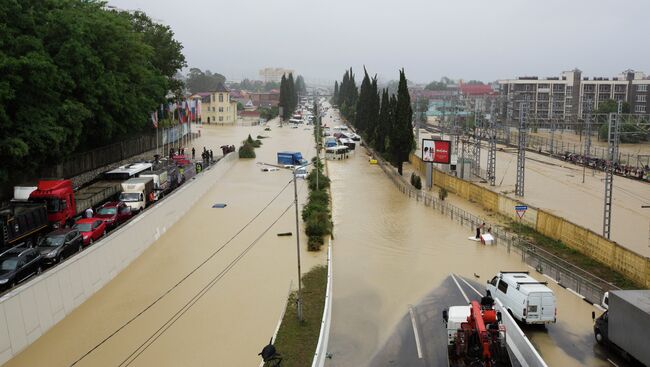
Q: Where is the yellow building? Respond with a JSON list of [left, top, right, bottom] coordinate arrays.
[[200, 84, 237, 124]]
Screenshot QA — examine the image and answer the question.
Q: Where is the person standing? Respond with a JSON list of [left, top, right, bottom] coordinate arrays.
[[192, 147, 196, 159]]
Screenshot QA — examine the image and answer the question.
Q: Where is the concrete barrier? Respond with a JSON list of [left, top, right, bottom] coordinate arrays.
[[495, 298, 548, 367], [311, 238, 332, 367], [410, 153, 650, 288], [0, 153, 238, 365]]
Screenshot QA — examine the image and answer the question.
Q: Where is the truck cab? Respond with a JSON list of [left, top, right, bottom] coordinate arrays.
[[119, 177, 153, 213], [443, 305, 471, 346], [29, 180, 76, 228]]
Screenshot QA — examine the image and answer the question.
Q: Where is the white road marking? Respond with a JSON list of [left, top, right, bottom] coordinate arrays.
[[408, 305, 423, 359], [457, 276, 483, 297], [450, 273, 470, 303], [607, 358, 619, 367]]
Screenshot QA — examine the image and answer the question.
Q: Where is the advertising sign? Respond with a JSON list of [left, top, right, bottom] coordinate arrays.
[[422, 139, 451, 164]]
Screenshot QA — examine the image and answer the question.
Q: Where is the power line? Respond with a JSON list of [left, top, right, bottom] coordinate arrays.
[[119, 201, 295, 367], [70, 179, 294, 366]]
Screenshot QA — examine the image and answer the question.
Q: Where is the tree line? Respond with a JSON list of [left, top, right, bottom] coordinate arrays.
[[333, 67, 415, 175], [0, 0, 186, 187], [279, 73, 305, 119]]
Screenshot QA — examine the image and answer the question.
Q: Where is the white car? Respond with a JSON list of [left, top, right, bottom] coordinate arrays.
[[294, 167, 308, 179], [261, 167, 279, 172]]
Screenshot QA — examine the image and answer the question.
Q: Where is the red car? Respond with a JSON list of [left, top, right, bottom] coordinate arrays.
[[73, 218, 107, 245], [95, 201, 133, 229]]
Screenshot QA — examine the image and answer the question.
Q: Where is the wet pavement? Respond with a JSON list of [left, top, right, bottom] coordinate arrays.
[[4, 122, 325, 367]]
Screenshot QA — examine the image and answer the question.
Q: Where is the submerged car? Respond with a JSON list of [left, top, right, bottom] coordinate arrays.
[[36, 228, 83, 266], [73, 218, 107, 245], [0, 247, 43, 291]]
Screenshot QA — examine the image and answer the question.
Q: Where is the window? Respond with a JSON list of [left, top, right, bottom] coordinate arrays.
[[489, 276, 498, 286], [218, 107, 223, 112], [637, 84, 648, 92], [497, 280, 508, 294], [219, 116, 223, 122], [219, 94, 223, 102], [635, 105, 646, 113], [637, 95, 647, 103]]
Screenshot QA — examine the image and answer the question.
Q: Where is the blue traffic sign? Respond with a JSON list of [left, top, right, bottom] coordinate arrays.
[[515, 205, 528, 211]]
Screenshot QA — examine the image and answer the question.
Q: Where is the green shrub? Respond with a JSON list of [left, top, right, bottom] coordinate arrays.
[[307, 169, 330, 191], [238, 143, 256, 158], [305, 211, 331, 237], [307, 236, 324, 251], [245, 134, 262, 147]]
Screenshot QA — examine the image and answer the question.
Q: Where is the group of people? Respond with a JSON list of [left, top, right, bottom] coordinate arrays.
[[561, 152, 650, 181], [220, 145, 236, 156]]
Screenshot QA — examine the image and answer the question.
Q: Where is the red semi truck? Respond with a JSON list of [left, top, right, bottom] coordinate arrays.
[[29, 179, 122, 228]]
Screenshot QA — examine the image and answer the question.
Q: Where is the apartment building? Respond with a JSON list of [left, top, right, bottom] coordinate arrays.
[[498, 69, 650, 119], [259, 67, 294, 83]]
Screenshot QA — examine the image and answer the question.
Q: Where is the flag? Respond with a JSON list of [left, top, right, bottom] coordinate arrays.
[[151, 111, 158, 128], [196, 99, 202, 122], [184, 100, 191, 123]]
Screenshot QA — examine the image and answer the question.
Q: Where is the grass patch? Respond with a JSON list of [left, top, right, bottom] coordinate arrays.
[[269, 265, 328, 367], [506, 220, 640, 289]]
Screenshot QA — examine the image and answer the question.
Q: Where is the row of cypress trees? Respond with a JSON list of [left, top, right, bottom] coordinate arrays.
[[279, 73, 298, 119], [333, 67, 415, 175]]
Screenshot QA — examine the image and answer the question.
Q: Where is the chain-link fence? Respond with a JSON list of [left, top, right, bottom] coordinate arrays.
[[374, 153, 617, 305]]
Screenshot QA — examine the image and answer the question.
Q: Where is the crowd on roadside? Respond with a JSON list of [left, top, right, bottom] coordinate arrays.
[[561, 152, 650, 181]]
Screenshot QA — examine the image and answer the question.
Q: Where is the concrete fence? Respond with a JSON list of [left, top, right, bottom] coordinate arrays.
[[311, 238, 333, 367], [0, 152, 238, 365], [410, 153, 650, 288]]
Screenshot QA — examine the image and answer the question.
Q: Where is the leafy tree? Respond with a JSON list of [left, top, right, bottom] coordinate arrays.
[[596, 99, 630, 114], [465, 80, 484, 85], [237, 102, 244, 111], [186, 68, 226, 94], [425, 81, 449, 91], [0, 0, 184, 188], [389, 69, 415, 175]]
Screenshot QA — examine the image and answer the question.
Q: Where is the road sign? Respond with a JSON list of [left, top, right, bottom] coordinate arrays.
[[515, 205, 528, 219]]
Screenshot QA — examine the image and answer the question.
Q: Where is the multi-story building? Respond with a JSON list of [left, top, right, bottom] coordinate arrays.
[[498, 69, 650, 119], [259, 67, 294, 83], [198, 84, 237, 124]]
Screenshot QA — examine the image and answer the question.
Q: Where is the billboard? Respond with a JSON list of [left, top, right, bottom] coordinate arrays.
[[422, 139, 451, 164]]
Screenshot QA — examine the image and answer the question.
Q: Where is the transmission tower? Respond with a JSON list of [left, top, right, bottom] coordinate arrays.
[[487, 100, 497, 186], [583, 99, 593, 157], [471, 100, 482, 177], [603, 101, 622, 239], [515, 102, 528, 197]]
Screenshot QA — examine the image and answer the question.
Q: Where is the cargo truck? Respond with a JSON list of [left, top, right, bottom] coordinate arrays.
[[29, 179, 122, 228], [139, 169, 170, 201], [277, 152, 308, 167], [593, 290, 650, 366], [0, 202, 49, 248], [118, 177, 154, 213]]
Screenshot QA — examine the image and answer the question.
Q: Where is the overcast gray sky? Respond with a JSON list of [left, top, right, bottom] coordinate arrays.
[[109, 0, 650, 84]]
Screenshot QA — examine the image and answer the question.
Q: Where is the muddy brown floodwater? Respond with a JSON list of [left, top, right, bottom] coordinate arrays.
[[323, 108, 613, 367], [4, 122, 325, 367]]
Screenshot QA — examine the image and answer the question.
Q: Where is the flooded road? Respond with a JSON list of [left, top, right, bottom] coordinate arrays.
[[5, 122, 324, 367], [324, 111, 615, 367]]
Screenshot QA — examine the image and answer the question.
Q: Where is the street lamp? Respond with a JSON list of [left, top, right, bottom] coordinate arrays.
[[258, 161, 314, 321]]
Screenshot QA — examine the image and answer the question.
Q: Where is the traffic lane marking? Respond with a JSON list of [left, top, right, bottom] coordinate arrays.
[[408, 305, 423, 359]]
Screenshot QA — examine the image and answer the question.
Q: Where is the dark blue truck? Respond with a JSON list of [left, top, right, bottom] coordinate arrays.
[[277, 151, 308, 166]]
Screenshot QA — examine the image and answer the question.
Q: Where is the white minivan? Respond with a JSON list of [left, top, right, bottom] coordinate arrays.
[[486, 271, 556, 324]]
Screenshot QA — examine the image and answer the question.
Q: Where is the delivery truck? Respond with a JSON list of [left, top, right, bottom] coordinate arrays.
[[139, 169, 170, 201], [29, 179, 122, 228], [593, 290, 650, 366], [277, 152, 308, 167], [118, 177, 154, 213]]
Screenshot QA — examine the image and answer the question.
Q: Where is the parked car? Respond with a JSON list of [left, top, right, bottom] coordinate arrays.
[[73, 218, 107, 246], [0, 247, 43, 291], [95, 201, 133, 229], [36, 228, 83, 266]]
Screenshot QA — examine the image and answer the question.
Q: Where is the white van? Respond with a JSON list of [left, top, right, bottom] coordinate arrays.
[[486, 271, 556, 324]]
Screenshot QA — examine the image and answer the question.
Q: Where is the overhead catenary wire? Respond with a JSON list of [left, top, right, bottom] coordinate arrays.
[[118, 201, 296, 367], [70, 178, 295, 366]]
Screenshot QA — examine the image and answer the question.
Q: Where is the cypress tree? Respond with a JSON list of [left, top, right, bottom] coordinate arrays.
[[333, 81, 339, 104], [355, 68, 371, 134], [368, 75, 380, 144], [279, 74, 288, 120], [390, 69, 414, 175], [375, 88, 390, 153], [288, 73, 297, 113]]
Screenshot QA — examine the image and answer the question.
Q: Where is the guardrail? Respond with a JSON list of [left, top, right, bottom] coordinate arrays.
[[0, 152, 238, 365], [311, 238, 333, 367]]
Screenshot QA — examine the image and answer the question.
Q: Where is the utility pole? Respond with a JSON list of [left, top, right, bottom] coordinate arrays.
[[471, 99, 481, 178], [293, 169, 304, 321], [487, 100, 497, 186], [550, 93, 556, 155], [582, 99, 593, 183], [603, 101, 622, 239], [515, 102, 528, 197]]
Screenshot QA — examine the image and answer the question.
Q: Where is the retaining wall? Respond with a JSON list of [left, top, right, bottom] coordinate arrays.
[[0, 152, 238, 365], [410, 153, 650, 288]]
